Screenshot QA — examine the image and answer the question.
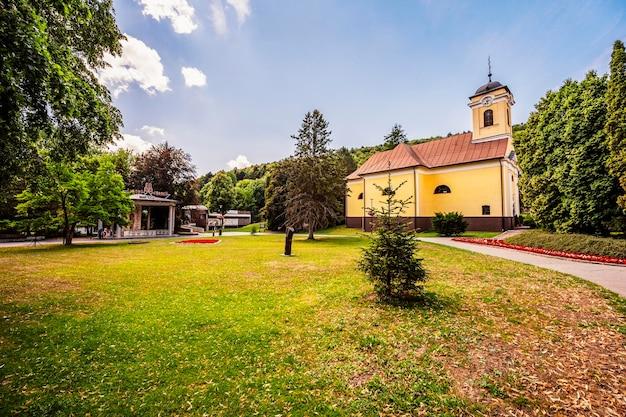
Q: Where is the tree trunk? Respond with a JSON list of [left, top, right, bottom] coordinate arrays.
[[61, 194, 73, 246], [307, 223, 315, 240], [63, 224, 75, 246]]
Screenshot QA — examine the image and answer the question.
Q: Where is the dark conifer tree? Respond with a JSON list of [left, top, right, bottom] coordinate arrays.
[[383, 124, 408, 149], [285, 110, 345, 239], [358, 171, 426, 301]]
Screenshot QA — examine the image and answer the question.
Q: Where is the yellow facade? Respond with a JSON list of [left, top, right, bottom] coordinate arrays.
[[346, 161, 519, 220], [469, 86, 514, 142], [345, 74, 520, 231]]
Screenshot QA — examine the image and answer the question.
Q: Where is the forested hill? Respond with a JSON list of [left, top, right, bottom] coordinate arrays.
[[199, 131, 470, 186]]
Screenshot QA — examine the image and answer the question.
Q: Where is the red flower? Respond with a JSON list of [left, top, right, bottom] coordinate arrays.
[[451, 238, 626, 265]]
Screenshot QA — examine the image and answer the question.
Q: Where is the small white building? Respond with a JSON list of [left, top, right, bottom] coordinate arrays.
[[208, 210, 252, 227]]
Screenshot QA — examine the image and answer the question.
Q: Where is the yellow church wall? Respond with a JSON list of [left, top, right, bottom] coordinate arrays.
[[363, 170, 416, 216], [346, 179, 365, 218], [418, 164, 503, 216]]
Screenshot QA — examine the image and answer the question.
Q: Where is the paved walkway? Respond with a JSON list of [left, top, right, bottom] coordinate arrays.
[[419, 237, 626, 297]]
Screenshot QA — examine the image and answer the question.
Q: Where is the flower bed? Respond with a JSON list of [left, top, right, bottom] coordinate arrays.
[[451, 237, 626, 265], [178, 239, 221, 244]]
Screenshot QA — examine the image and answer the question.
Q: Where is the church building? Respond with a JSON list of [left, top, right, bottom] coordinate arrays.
[[345, 74, 520, 232]]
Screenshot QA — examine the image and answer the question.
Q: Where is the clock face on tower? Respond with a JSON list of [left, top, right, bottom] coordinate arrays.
[[481, 96, 493, 106]]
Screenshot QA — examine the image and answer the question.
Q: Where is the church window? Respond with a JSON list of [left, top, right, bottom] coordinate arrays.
[[484, 109, 494, 127], [357, 192, 364, 200], [482, 205, 491, 215], [434, 185, 451, 194], [507, 108, 510, 126]]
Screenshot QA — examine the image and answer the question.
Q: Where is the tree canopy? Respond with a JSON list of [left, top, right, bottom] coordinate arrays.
[[130, 142, 199, 205], [514, 72, 622, 234], [201, 171, 236, 214], [606, 40, 626, 212], [16, 156, 132, 245], [0, 0, 124, 188]]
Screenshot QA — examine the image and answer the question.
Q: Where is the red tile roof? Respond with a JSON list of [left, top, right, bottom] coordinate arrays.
[[347, 132, 508, 179]]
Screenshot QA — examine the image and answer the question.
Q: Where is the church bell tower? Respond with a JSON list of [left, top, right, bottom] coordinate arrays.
[[468, 59, 515, 143]]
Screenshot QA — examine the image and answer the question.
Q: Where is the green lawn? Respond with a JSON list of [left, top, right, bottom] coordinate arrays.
[[1, 234, 624, 415], [506, 229, 626, 259]]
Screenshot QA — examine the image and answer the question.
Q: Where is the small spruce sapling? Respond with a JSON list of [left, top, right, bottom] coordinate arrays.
[[358, 171, 427, 301]]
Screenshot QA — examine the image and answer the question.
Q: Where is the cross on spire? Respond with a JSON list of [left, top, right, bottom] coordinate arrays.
[[488, 56, 492, 82]]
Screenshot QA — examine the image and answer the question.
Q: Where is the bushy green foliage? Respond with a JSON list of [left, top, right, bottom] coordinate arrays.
[[250, 224, 259, 235], [263, 161, 289, 231], [432, 212, 468, 236], [358, 174, 427, 301], [16, 157, 132, 245], [201, 171, 236, 214], [518, 212, 537, 228], [234, 178, 265, 220], [506, 230, 626, 259], [514, 71, 622, 234], [0, 0, 123, 188], [606, 40, 626, 213]]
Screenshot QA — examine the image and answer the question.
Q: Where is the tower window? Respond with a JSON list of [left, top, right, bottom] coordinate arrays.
[[357, 192, 364, 200], [484, 109, 494, 127], [482, 205, 491, 215], [434, 185, 451, 194], [507, 108, 510, 126]]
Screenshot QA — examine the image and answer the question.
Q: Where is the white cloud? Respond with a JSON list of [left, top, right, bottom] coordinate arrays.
[[181, 66, 207, 87], [226, 0, 251, 23], [109, 134, 153, 154], [227, 155, 252, 169], [99, 34, 170, 97], [140, 125, 166, 137], [138, 0, 197, 34], [210, 0, 228, 35]]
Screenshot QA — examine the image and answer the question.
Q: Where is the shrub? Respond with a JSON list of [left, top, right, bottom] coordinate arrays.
[[519, 212, 537, 228], [432, 212, 468, 236], [250, 224, 259, 235], [358, 173, 427, 301]]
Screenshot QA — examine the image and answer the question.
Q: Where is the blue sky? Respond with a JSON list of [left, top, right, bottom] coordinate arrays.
[[105, 0, 625, 174]]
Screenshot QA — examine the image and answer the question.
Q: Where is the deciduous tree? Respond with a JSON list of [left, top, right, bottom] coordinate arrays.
[[515, 72, 622, 234], [202, 171, 236, 214], [130, 142, 198, 204], [606, 40, 626, 213], [16, 158, 132, 246], [0, 0, 124, 188], [233, 178, 265, 220], [262, 161, 289, 231]]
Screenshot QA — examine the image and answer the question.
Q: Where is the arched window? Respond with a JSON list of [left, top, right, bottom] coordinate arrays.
[[484, 109, 494, 127], [357, 192, 364, 200], [434, 185, 451, 194]]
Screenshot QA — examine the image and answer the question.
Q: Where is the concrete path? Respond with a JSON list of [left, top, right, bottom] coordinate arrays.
[[419, 237, 626, 297]]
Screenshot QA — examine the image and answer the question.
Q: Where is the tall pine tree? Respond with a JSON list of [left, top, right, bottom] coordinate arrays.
[[285, 110, 345, 239], [606, 40, 626, 214], [383, 124, 408, 149]]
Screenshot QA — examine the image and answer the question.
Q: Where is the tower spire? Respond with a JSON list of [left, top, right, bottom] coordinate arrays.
[[488, 56, 492, 82]]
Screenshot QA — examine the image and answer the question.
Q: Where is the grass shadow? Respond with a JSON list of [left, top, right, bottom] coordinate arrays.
[[365, 290, 462, 313], [0, 240, 155, 256]]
